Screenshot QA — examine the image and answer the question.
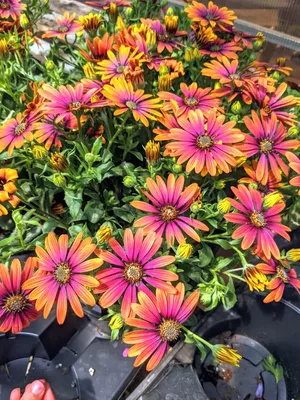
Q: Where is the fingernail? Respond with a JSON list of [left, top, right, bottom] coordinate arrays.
[[32, 381, 44, 395]]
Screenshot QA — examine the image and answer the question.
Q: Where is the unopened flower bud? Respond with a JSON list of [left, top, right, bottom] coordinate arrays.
[[125, 7, 133, 17], [96, 225, 113, 243], [184, 48, 193, 62], [244, 266, 268, 292], [231, 100, 242, 115], [53, 173, 67, 187], [123, 175, 136, 187], [263, 191, 284, 208], [117, 16, 126, 30], [109, 2, 118, 21], [193, 48, 201, 59], [215, 180, 226, 189], [190, 202, 201, 213], [109, 314, 123, 330], [248, 53, 257, 62], [271, 71, 280, 80], [145, 140, 160, 164], [172, 164, 182, 173], [50, 152, 68, 172], [166, 7, 174, 16], [235, 156, 247, 167], [159, 64, 169, 76], [217, 198, 231, 213], [85, 152, 97, 165], [177, 243, 193, 259], [286, 248, 300, 262], [230, 115, 239, 121], [213, 345, 242, 367], [45, 60, 55, 71], [249, 182, 258, 190], [214, 82, 221, 90], [32, 145, 47, 159], [164, 15, 178, 34], [288, 125, 299, 137], [146, 29, 156, 46], [20, 14, 30, 29], [276, 57, 286, 66], [0, 38, 9, 58], [253, 32, 265, 50], [158, 74, 171, 91]]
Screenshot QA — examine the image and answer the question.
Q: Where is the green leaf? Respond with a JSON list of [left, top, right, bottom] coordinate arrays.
[[198, 243, 214, 267], [214, 239, 232, 250], [111, 328, 119, 341], [0, 236, 18, 248], [113, 206, 135, 223], [92, 137, 103, 155], [223, 277, 237, 310], [64, 189, 83, 219], [207, 218, 218, 229], [84, 201, 103, 224], [195, 341, 207, 361], [263, 355, 284, 383], [215, 257, 234, 269]]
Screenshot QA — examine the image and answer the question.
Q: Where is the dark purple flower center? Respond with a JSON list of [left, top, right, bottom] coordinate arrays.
[[0, 2, 10, 10], [250, 211, 267, 227], [58, 25, 69, 33], [54, 262, 71, 284], [206, 12, 216, 21], [14, 123, 27, 136], [124, 262, 143, 283], [159, 319, 180, 341], [276, 266, 290, 283], [183, 96, 199, 107], [259, 139, 273, 154], [0, 178, 5, 190], [210, 44, 221, 51], [126, 101, 137, 110], [161, 205, 178, 221], [5, 294, 26, 313], [197, 134, 213, 149], [157, 33, 169, 42]]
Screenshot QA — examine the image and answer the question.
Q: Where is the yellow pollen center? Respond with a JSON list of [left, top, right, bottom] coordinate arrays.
[[276, 266, 290, 283], [124, 262, 143, 283], [0, 2, 10, 9], [161, 205, 178, 221], [69, 101, 82, 111], [250, 211, 267, 227], [126, 101, 137, 110], [54, 262, 71, 284], [260, 139, 273, 154], [197, 134, 213, 149], [183, 96, 200, 107], [14, 123, 27, 136], [58, 26, 69, 33], [5, 295, 26, 313], [159, 319, 180, 342]]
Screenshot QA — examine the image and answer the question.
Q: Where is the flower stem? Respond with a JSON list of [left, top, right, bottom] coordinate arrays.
[[107, 114, 130, 151], [225, 272, 245, 283], [231, 246, 248, 268], [180, 325, 213, 350]]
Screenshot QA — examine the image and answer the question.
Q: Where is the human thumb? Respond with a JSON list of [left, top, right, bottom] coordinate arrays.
[[22, 380, 45, 400]]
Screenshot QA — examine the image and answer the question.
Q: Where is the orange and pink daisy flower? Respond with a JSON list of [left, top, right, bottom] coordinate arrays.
[[22, 232, 103, 324], [257, 258, 300, 303], [102, 77, 162, 127], [0, 0, 26, 20], [185, 1, 236, 31], [286, 153, 300, 187], [149, 19, 186, 53], [34, 114, 77, 150], [164, 109, 244, 176], [123, 283, 200, 371], [94, 228, 177, 319], [0, 168, 20, 208], [96, 45, 145, 81], [239, 111, 299, 185], [131, 174, 209, 245], [153, 110, 181, 142], [0, 258, 39, 334], [224, 184, 291, 259], [42, 12, 83, 40], [80, 34, 114, 64], [39, 83, 107, 120], [158, 82, 222, 118], [199, 39, 242, 61]]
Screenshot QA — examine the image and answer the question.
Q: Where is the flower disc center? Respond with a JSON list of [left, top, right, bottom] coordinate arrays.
[[210, 44, 221, 51], [126, 101, 137, 110], [58, 26, 69, 33], [230, 73, 240, 80], [14, 123, 27, 136], [206, 12, 216, 21], [197, 134, 213, 149], [0, 179, 5, 190], [124, 262, 143, 283], [5, 294, 26, 313], [276, 266, 290, 283], [69, 101, 82, 111], [159, 319, 180, 342], [161, 205, 178, 221], [260, 139, 273, 154], [183, 96, 199, 107], [263, 105, 272, 114], [117, 66, 125, 73], [0, 2, 10, 9], [54, 262, 71, 284], [250, 211, 267, 227]]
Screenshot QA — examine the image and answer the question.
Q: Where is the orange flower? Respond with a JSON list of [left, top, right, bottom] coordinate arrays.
[[0, 168, 20, 207]]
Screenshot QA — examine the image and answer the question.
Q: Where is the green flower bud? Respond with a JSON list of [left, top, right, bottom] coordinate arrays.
[[20, 14, 30, 29], [53, 173, 67, 187], [253, 33, 265, 50], [271, 71, 281, 80], [288, 125, 299, 137], [123, 175, 136, 187], [231, 100, 242, 115], [85, 152, 97, 165], [230, 115, 239, 121], [215, 180, 226, 189], [45, 60, 55, 71], [166, 7, 174, 16], [248, 53, 257, 62], [190, 202, 201, 213], [96, 225, 113, 243], [109, 314, 124, 330], [217, 198, 231, 213], [172, 164, 182, 173], [177, 243, 193, 259], [125, 7, 133, 17]]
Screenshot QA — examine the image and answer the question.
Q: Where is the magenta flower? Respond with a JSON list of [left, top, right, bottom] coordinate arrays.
[[0, 0, 26, 20], [94, 228, 177, 319], [286, 153, 300, 187], [224, 184, 291, 259], [131, 174, 209, 245], [239, 111, 299, 185]]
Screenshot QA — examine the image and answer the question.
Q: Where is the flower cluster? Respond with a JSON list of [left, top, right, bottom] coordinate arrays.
[[0, 0, 299, 375]]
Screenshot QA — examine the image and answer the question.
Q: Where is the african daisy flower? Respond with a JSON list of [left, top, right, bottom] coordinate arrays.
[[86, 0, 131, 9], [42, 12, 83, 40], [286, 152, 300, 186], [0, 258, 39, 334], [22, 232, 103, 324], [123, 283, 200, 371], [158, 82, 222, 118], [0, 110, 40, 156], [239, 111, 299, 185], [102, 77, 162, 127], [185, 1, 236, 31], [164, 109, 244, 176], [0, 168, 20, 207], [39, 83, 107, 120], [80, 34, 114, 64], [96, 45, 144, 81], [238, 161, 283, 195], [149, 19, 186, 54], [224, 184, 290, 259], [251, 82, 298, 126], [257, 258, 300, 303], [131, 174, 209, 245], [0, 0, 26, 20], [34, 114, 77, 150], [94, 228, 177, 319], [199, 39, 242, 61], [153, 110, 181, 142]]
